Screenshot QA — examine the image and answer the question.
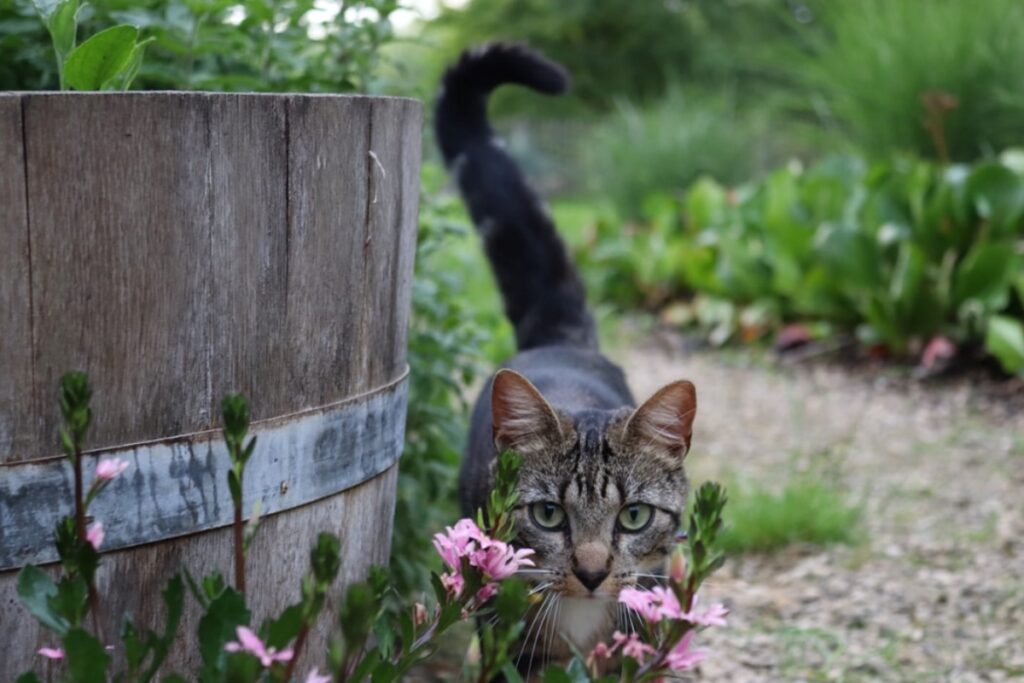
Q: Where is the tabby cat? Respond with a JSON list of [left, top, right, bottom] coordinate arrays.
[[435, 44, 698, 675]]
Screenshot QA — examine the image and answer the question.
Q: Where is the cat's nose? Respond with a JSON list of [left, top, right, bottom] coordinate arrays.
[[573, 567, 610, 592]]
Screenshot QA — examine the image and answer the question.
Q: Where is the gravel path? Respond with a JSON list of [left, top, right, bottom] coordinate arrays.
[[621, 335, 1024, 682]]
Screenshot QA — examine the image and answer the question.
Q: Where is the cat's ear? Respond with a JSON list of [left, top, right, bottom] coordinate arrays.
[[491, 369, 563, 454], [623, 380, 697, 457]]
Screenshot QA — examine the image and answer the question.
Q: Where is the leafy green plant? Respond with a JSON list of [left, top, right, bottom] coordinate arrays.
[[580, 86, 762, 218], [788, 0, 1024, 161], [578, 151, 1024, 373], [3, 0, 399, 92], [32, 0, 152, 90], [390, 166, 491, 598]]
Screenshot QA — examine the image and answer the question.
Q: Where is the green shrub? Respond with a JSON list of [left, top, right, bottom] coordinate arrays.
[[0, 0, 399, 92], [580, 87, 763, 218], [720, 476, 861, 555], [577, 152, 1024, 373], [790, 0, 1024, 161]]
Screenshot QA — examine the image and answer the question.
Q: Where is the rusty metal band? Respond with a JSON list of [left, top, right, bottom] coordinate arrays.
[[0, 367, 409, 570]]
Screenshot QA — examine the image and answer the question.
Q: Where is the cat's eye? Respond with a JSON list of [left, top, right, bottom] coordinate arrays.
[[529, 501, 567, 530], [617, 503, 653, 532]]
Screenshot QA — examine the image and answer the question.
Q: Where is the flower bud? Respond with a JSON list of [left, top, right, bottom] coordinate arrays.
[[669, 545, 687, 584], [413, 602, 428, 627]]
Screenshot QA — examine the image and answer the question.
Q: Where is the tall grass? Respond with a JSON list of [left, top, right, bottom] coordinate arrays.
[[580, 86, 763, 217], [792, 0, 1024, 161]]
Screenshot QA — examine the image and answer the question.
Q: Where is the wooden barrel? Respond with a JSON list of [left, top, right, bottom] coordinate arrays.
[[0, 92, 421, 675]]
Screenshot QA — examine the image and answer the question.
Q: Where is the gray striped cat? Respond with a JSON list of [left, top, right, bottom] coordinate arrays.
[[435, 44, 698, 674]]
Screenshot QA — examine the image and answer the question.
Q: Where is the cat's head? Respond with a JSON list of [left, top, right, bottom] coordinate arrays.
[[490, 369, 696, 600]]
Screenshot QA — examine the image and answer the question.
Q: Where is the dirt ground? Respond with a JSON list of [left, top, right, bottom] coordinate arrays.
[[621, 334, 1024, 682]]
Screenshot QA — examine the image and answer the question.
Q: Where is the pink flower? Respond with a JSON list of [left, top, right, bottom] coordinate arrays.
[[440, 571, 464, 597], [86, 521, 105, 550], [921, 335, 956, 371], [613, 631, 655, 662], [664, 631, 708, 671], [432, 519, 485, 570], [476, 582, 499, 602], [95, 458, 129, 481], [618, 586, 681, 622], [305, 668, 331, 683], [37, 647, 64, 660], [432, 517, 534, 600], [224, 626, 294, 667], [682, 600, 728, 627], [469, 540, 535, 580]]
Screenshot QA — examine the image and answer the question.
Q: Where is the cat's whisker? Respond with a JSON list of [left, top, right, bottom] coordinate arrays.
[[544, 595, 562, 671], [631, 572, 669, 580], [516, 568, 556, 575], [529, 581, 553, 596], [526, 593, 556, 683], [516, 593, 551, 669]]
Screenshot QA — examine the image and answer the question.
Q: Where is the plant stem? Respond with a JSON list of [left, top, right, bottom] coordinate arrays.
[[233, 481, 246, 595], [281, 623, 309, 681], [75, 451, 105, 642]]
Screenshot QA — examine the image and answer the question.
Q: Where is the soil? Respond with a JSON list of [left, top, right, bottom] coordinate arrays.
[[620, 332, 1024, 682]]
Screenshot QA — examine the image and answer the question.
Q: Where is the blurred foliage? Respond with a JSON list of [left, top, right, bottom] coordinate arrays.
[[581, 86, 762, 218], [574, 152, 1024, 374], [390, 164, 488, 596], [787, 0, 1024, 162], [0, 0, 399, 91], [720, 474, 861, 554], [427, 0, 702, 113]]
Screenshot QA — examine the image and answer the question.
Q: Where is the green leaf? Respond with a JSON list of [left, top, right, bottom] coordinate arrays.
[[985, 315, 1024, 374], [310, 532, 342, 585], [966, 162, 1024, 236], [17, 565, 69, 634], [141, 575, 185, 681], [953, 242, 1019, 311], [197, 587, 250, 667], [493, 578, 529, 623], [339, 582, 379, 646], [50, 575, 89, 627], [32, 0, 80, 66], [65, 627, 111, 683], [16, 673, 43, 683], [121, 616, 146, 673], [501, 662, 525, 683], [563, 657, 592, 683], [64, 25, 139, 91], [264, 603, 304, 649], [108, 37, 154, 91]]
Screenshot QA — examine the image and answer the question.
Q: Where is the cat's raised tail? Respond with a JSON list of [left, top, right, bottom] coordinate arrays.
[[435, 44, 597, 351]]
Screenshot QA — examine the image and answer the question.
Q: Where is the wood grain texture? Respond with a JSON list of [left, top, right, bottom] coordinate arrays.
[[23, 93, 213, 457], [0, 92, 421, 677], [0, 95, 35, 461], [209, 95, 291, 420]]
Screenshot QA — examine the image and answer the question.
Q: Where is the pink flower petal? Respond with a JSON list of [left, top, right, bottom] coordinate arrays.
[[37, 647, 64, 660], [665, 631, 708, 671], [305, 669, 332, 683], [86, 521, 105, 550], [95, 458, 130, 481]]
